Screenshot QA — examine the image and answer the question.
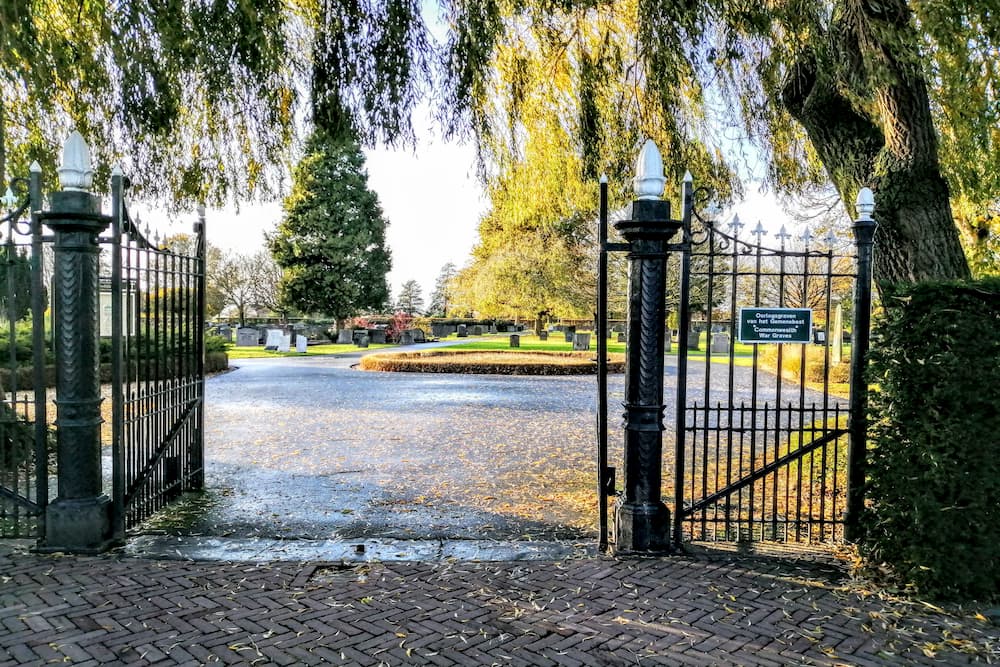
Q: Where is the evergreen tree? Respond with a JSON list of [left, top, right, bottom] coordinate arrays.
[[427, 263, 457, 317], [268, 129, 391, 321], [396, 280, 425, 316]]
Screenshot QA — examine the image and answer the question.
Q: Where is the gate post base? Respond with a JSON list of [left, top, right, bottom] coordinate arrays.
[[613, 499, 671, 555], [41, 496, 114, 554]]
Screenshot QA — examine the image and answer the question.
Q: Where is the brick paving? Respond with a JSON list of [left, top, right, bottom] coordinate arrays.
[[1, 543, 997, 666]]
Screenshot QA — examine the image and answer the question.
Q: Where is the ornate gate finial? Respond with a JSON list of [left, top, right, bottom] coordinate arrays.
[[58, 131, 94, 191]]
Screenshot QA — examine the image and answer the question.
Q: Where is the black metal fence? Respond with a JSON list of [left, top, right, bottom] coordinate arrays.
[[671, 206, 861, 544], [0, 170, 48, 539], [107, 173, 206, 536]]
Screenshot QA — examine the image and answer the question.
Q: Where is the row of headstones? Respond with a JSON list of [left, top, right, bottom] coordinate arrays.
[[227, 324, 328, 347], [510, 332, 593, 350], [430, 323, 527, 338], [335, 328, 431, 347]]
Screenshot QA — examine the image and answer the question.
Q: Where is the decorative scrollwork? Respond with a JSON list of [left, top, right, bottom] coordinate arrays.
[[1, 178, 34, 238], [686, 184, 850, 261]]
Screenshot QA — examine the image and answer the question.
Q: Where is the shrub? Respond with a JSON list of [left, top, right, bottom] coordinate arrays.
[[861, 278, 1000, 601], [204, 334, 229, 354]]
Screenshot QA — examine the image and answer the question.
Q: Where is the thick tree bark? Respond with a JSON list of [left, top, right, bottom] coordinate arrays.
[[782, 0, 970, 286]]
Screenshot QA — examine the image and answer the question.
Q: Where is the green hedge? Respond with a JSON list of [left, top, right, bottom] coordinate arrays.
[[862, 278, 1000, 600]]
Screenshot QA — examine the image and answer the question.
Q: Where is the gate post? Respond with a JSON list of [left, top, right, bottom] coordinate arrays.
[[613, 140, 683, 554], [845, 188, 876, 542], [41, 131, 114, 553]]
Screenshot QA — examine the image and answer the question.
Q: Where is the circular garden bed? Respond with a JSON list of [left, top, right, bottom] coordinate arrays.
[[358, 349, 625, 375]]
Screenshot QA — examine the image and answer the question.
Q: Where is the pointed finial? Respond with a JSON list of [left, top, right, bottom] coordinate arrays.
[[800, 228, 813, 245], [111, 164, 124, 177], [197, 204, 206, 218], [633, 139, 666, 200], [729, 214, 743, 236], [824, 230, 837, 247], [752, 221, 766, 238], [856, 187, 875, 220], [58, 130, 94, 191], [776, 225, 791, 242], [29, 161, 41, 173], [600, 174, 608, 184], [683, 170, 693, 183], [1, 186, 17, 210]]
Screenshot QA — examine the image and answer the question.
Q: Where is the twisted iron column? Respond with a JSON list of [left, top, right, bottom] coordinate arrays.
[[42, 188, 114, 553], [613, 197, 681, 554]]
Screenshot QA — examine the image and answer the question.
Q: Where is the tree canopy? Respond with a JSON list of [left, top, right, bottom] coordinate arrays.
[[6, 0, 999, 283], [268, 129, 392, 321]]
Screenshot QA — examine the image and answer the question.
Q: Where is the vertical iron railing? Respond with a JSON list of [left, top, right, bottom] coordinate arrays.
[[671, 175, 694, 548], [845, 201, 876, 541], [596, 176, 610, 552], [0, 166, 48, 539], [108, 175, 205, 532]]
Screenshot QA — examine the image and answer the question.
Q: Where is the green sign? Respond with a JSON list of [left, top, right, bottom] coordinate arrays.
[[738, 307, 812, 343]]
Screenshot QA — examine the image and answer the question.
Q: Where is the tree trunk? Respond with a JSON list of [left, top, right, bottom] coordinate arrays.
[[0, 92, 6, 187], [782, 0, 970, 287]]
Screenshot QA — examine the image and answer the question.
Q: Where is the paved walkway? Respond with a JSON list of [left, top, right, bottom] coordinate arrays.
[[5, 354, 996, 665], [2, 540, 997, 666]]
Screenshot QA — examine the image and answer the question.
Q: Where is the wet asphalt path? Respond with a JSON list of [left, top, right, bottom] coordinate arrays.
[[194, 347, 620, 542], [184, 346, 836, 543]]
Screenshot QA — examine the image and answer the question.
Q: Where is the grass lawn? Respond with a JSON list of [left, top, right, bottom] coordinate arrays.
[[440, 333, 760, 367]]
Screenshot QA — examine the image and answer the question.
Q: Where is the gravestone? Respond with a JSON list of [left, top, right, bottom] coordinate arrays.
[[236, 328, 258, 347], [457, 324, 468, 337], [368, 329, 387, 344], [665, 329, 672, 352], [472, 325, 483, 336], [489, 325, 497, 334], [617, 332, 626, 343], [296, 335, 308, 353], [711, 333, 729, 354], [831, 303, 844, 364], [538, 330, 548, 341], [431, 323, 449, 338], [410, 328, 427, 343], [573, 333, 591, 351], [688, 330, 700, 350], [509, 334, 520, 348], [264, 329, 283, 351], [352, 330, 368, 345], [563, 326, 576, 343], [336, 329, 353, 344], [217, 325, 233, 342], [400, 330, 415, 345], [356, 334, 369, 348], [278, 334, 292, 353]]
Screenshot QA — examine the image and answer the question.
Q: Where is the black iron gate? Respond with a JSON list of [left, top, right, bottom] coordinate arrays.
[[597, 172, 874, 549], [107, 172, 206, 536], [670, 194, 866, 544], [0, 169, 48, 539]]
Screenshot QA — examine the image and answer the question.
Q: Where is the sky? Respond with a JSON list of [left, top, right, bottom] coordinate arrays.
[[140, 138, 803, 306], [143, 132, 487, 304]]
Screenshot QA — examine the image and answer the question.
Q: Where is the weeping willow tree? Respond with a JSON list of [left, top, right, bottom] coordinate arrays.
[[6, 0, 999, 283], [0, 0, 435, 205], [0, 0, 299, 203], [441, 0, 1000, 284]]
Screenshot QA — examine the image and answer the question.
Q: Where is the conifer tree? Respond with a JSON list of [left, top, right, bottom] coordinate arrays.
[[268, 129, 391, 321]]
